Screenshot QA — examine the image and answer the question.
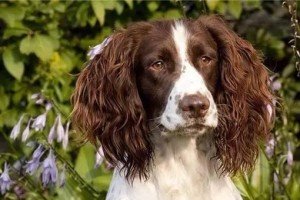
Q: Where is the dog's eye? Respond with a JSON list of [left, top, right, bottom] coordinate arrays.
[[200, 56, 211, 66], [149, 61, 165, 71]]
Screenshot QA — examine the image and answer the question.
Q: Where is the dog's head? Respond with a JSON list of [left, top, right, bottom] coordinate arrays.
[[72, 15, 274, 180]]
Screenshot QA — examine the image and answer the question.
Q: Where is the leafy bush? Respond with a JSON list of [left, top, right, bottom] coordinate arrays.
[[0, 0, 299, 199]]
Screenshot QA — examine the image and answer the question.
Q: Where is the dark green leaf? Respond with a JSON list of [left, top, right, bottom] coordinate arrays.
[[0, 87, 10, 111]]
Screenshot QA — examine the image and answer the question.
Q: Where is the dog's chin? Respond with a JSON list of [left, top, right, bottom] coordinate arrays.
[[161, 123, 213, 137]]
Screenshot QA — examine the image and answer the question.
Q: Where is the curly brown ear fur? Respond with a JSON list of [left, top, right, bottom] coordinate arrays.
[[71, 24, 153, 181], [199, 15, 275, 174]]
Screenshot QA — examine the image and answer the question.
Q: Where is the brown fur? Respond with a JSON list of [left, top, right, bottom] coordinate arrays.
[[199, 16, 274, 174], [71, 15, 275, 182]]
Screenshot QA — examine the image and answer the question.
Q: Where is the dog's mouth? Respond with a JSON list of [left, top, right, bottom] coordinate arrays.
[[159, 122, 211, 136]]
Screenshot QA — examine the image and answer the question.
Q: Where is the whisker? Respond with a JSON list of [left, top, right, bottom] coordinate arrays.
[[147, 116, 162, 121]]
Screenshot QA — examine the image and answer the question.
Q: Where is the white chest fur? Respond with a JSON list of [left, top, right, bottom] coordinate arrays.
[[106, 134, 242, 200]]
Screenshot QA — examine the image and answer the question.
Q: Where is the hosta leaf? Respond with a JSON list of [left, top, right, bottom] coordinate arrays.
[[3, 47, 24, 81]]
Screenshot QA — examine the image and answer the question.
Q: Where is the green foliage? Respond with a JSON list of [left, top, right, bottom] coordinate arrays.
[[0, 0, 299, 200]]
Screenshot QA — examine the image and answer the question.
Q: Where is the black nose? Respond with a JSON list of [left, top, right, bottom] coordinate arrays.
[[179, 94, 210, 118]]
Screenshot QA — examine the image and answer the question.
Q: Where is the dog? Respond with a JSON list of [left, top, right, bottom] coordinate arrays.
[[71, 15, 274, 200]]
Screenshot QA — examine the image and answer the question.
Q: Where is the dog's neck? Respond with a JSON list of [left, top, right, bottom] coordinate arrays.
[[106, 131, 242, 200], [149, 131, 221, 199]]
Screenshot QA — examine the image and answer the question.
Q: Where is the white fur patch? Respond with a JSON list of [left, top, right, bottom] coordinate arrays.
[[160, 22, 218, 132]]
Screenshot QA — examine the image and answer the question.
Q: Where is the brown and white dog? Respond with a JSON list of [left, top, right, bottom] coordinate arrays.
[[72, 15, 274, 200]]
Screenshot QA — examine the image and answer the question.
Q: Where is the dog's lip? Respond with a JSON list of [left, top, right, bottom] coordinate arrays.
[[158, 123, 207, 132], [184, 124, 205, 129]]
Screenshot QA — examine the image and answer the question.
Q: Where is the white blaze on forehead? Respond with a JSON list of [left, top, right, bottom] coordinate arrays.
[[160, 21, 218, 131], [172, 21, 189, 64]]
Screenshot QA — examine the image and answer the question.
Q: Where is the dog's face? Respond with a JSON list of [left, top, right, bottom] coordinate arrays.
[[135, 20, 218, 135], [72, 16, 274, 180]]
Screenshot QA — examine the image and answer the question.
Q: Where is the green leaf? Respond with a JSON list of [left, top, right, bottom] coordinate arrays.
[[233, 174, 255, 199], [0, 87, 10, 111], [206, 0, 220, 11], [2, 47, 24, 81], [3, 28, 27, 39], [115, 2, 124, 15], [20, 34, 57, 61], [282, 64, 295, 78], [102, 0, 118, 10], [215, 1, 227, 15], [0, 5, 25, 27], [124, 0, 133, 9], [147, 1, 159, 12], [250, 150, 270, 194], [244, 0, 261, 9], [228, 0, 242, 19], [164, 9, 181, 19], [92, 174, 112, 190], [75, 144, 95, 182], [91, 1, 105, 26]]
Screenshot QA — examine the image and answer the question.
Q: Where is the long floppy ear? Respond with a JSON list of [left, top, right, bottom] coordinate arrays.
[[199, 15, 275, 174], [71, 26, 153, 181]]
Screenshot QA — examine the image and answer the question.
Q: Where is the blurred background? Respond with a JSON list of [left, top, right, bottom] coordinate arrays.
[[0, 0, 299, 199]]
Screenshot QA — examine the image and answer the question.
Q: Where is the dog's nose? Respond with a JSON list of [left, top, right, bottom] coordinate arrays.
[[179, 94, 210, 118]]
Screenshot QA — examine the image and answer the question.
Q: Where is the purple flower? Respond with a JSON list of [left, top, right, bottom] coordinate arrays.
[[272, 80, 281, 91], [13, 185, 26, 199], [62, 122, 70, 150], [31, 112, 47, 131], [35, 99, 44, 105], [0, 162, 14, 194], [21, 120, 31, 142], [24, 144, 44, 175], [42, 150, 58, 187], [59, 164, 66, 187], [287, 142, 293, 166], [45, 102, 52, 111], [88, 37, 112, 60], [48, 117, 58, 144], [265, 137, 275, 158], [10, 115, 25, 140], [56, 114, 64, 143], [30, 93, 40, 100]]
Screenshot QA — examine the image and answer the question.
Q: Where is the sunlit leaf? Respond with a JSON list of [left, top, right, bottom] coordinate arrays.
[[3, 47, 24, 81], [228, 0, 242, 19], [3, 28, 27, 39], [147, 1, 159, 12], [0, 5, 25, 27], [75, 144, 95, 182], [91, 1, 105, 26], [206, 0, 220, 11], [20, 34, 58, 61], [124, 0, 133, 9]]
